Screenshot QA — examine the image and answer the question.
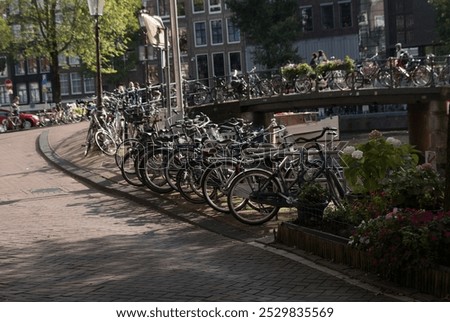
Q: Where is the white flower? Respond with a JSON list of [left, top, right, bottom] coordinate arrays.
[[351, 150, 364, 159], [342, 146, 356, 155], [386, 137, 402, 147]]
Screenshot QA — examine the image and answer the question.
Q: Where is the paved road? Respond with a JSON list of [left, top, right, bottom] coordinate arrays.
[[0, 124, 411, 301]]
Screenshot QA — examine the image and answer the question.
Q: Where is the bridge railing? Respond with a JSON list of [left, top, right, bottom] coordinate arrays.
[[182, 55, 450, 107]]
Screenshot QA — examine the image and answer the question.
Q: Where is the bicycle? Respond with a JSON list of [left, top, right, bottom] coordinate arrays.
[[226, 127, 347, 225]]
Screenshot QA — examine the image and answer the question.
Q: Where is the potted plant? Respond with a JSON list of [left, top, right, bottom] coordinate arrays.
[[297, 182, 329, 225]]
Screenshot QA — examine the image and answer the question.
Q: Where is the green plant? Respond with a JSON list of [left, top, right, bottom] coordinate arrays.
[[281, 63, 314, 81], [315, 55, 355, 74], [340, 130, 420, 194], [349, 209, 450, 278], [298, 182, 328, 204], [383, 163, 445, 210]]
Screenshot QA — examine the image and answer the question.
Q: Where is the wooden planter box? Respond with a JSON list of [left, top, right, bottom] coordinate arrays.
[[276, 221, 450, 299]]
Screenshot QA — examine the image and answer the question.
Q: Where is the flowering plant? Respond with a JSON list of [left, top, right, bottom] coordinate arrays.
[[340, 130, 420, 194], [349, 209, 450, 278], [281, 63, 314, 80], [315, 55, 355, 74], [383, 163, 444, 210]]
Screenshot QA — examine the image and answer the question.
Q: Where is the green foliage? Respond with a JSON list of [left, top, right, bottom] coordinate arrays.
[[384, 164, 445, 210], [281, 63, 314, 81], [226, 0, 301, 68], [314, 56, 355, 75], [349, 209, 450, 277], [298, 182, 328, 204], [428, 0, 450, 53], [340, 130, 420, 194]]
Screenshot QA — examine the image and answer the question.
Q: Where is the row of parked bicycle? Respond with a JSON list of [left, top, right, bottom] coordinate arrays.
[[84, 88, 347, 225], [183, 54, 450, 105]]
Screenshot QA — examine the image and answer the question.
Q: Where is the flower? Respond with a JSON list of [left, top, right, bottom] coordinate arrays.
[[340, 131, 420, 194], [351, 150, 363, 159], [349, 209, 450, 277], [386, 137, 402, 147], [342, 145, 355, 155]]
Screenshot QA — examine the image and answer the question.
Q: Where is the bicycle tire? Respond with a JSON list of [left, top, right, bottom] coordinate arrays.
[[345, 71, 364, 89], [412, 65, 432, 86], [201, 160, 239, 213], [193, 88, 208, 105], [139, 149, 174, 194], [84, 124, 96, 157], [115, 138, 140, 168], [120, 150, 145, 187], [227, 169, 282, 225], [95, 130, 117, 156], [438, 66, 450, 85], [176, 167, 206, 204], [294, 75, 312, 94]]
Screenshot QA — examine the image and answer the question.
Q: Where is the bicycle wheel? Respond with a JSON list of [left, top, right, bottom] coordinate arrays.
[[201, 160, 239, 213], [345, 71, 364, 89], [271, 75, 284, 94], [412, 65, 432, 86], [294, 75, 312, 94], [95, 130, 117, 156], [438, 66, 450, 85], [331, 70, 348, 90], [115, 138, 140, 168], [139, 149, 174, 194], [193, 88, 208, 105], [259, 79, 274, 96], [84, 124, 96, 157], [120, 149, 146, 187], [227, 169, 282, 225], [176, 167, 206, 204]]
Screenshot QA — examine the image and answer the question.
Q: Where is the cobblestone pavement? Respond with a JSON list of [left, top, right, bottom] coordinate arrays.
[[0, 123, 434, 301]]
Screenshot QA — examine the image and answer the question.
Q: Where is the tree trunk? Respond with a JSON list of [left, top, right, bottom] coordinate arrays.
[[50, 50, 61, 105]]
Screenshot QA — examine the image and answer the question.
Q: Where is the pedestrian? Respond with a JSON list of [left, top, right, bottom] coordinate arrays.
[[317, 50, 328, 64], [11, 96, 20, 116], [309, 52, 318, 68], [395, 43, 409, 67]]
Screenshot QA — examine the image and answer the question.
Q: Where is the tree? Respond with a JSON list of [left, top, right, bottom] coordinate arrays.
[[428, 0, 450, 53], [428, 0, 450, 210], [6, 0, 141, 104], [226, 0, 302, 69]]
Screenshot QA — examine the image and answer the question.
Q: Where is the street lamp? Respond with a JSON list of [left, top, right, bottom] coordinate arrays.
[[87, 0, 105, 112], [138, 10, 149, 86]]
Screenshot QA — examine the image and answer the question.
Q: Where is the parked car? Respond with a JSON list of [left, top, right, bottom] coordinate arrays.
[[0, 108, 40, 132]]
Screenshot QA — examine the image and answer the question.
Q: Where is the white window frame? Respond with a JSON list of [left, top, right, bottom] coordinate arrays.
[[226, 18, 240, 43], [210, 19, 223, 45], [194, 21, 207, 47], [84, 76, 95, 94], [209, 0, 221, 13], [192, 0, 205, 13], [29, 82, 40, 103], [60, 73, 69, 96], [70, 72, 82, 95]]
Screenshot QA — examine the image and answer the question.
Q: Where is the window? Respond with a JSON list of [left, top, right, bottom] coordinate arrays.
[[193, 0, 205, 13], [196, 54, 209, 80], [0, 86, 10, 105], [40, 57, 51, 73], [0, 56, 7, 77], [210, 20, 223, 45], [17, 83, 27, 104], [226, 18, 240, 43], [339, 1, 352, 28], [68, 56, 81, 66], [156, 0, 169, 17], [58, 55, 67, 66], [300, 6, 313, 32], [29, 82, 40, 103], [70, 72, 82, 94], [27, 58, 38, 74], [229, 52, 241, 73], [84, 76, 95, 93], [213, 53, 225, 77], [194, 21, 207, 46], [178, 0, 185, 16], [60, 73, 69, 96], [15, 59, 25, 75], [209, 0, 221, 13], [321, 4, 334, 30]]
